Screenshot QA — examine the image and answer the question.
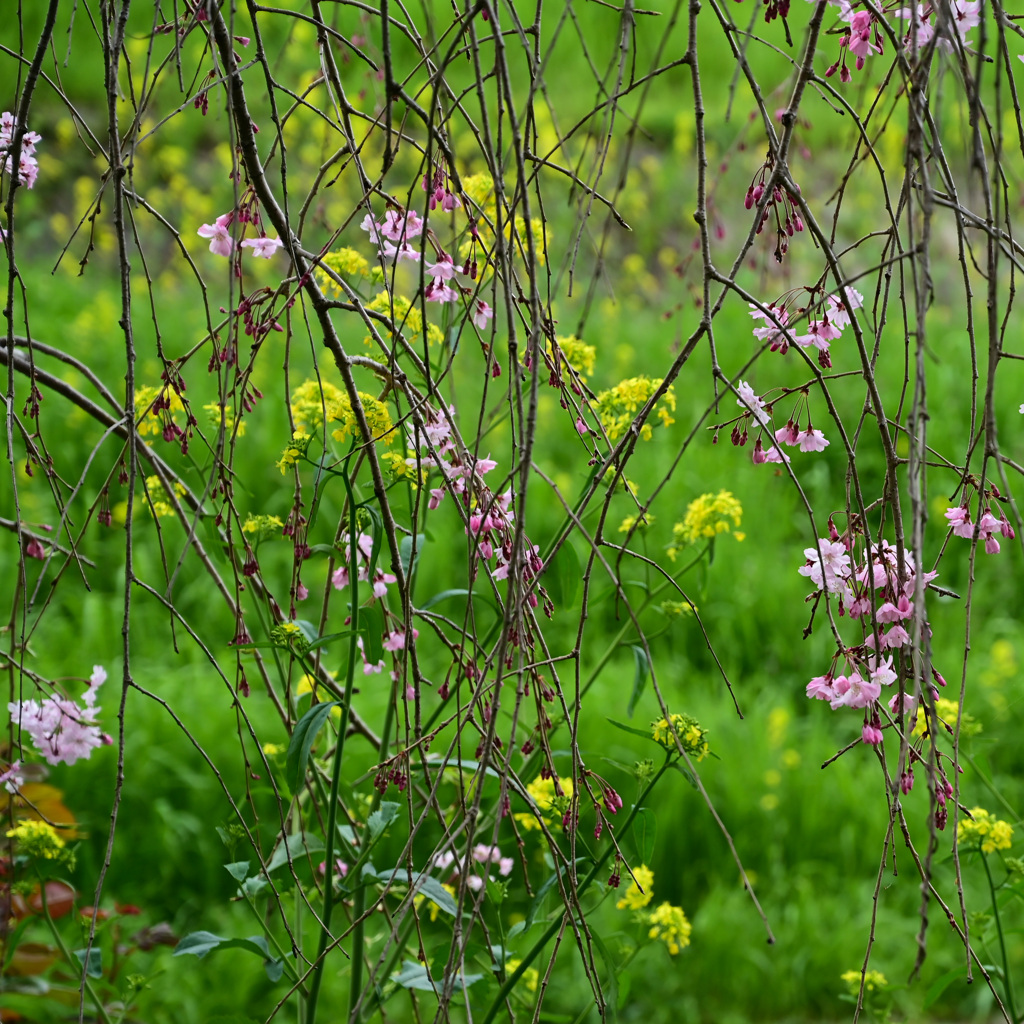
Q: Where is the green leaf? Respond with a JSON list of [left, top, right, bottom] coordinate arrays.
[[922, 967, 967, 1009], [670, 761, 699, 790], [73, 948, 102, 979], [370, 867, 458, 916], [241, 875, 269, 898], [420, 588, 472, 610], [543, 542, 580, 607], [361, 601, 385, 665], [224, 861, 251, 882], [606, 718, 656, 742], [423, 755, 503, 781], [506, 920, 527, 941], [626, 646, 649, 719], [305, 629, 359, 654], [391, 960, 483, 992], [486, 878, 507, 906], [174, 932, 267, 960], [632, 807, 657, 863], [285, 701, 341, 793], [265, 832, 325, 874], [400, 533, 426, 576], [368, 801, 401, 842]]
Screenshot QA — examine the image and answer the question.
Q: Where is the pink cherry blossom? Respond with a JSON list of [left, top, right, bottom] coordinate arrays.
[[241, 235, 284, 258], [861, 721, 884, 745], [735, 380, 771, 427], [797, 428, 829, 452], [798, 538, 851, 593], [472, 301, 494, 329], [806, 675, 835, 701], [829, 673, 881, 710], [197, 213, 234, 256], [426, 253, 457, 281], [9, 667, 107, 766]]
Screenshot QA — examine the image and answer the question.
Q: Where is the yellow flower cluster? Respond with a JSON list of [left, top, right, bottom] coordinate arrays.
[[618, 513, 654, 534], [276, 431, 311, 474], [652, 713, 709, 761], [381, 449, 423, 485], [364, 292, 444, 349], [841, 969, 888, 994], [616, 864, 654, 910], [135, 385, 183, 438], [270, 622, 308, 653], [660, 600, 696, 618], [594, 377, 675, 441], [203, 401, 246, 437], [145, 475, 187, 518], [289, 379, 395, 447], [670, 491, 744, 556], [548, 335, 596, 382], [316, 247, 371, 296], [958, 807, 1013, 854], [647, 901, 692, 955], [912, 696, 981, 739], [514, 774, 574, 832], [242, 514, 284, 541], [6, 820, 66, 860], [614, 865, 691, 955], [503, 958, 539, 994]]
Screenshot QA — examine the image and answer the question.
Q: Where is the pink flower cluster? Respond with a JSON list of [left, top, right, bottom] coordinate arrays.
[[330, 532, 398, 599], [819, 0, 982, 81], [435, 843, 514, 890], [1, 111, 41, 189], [197, 210, 283, 259], [732, 380, 831, 463], [945, 502, 1014, 555], [749, 285, 863, 368], [9, 666, 109, 766], [799, 533, 946, 743], [359, 205, 492, 322], [408, 407, 543, 593]]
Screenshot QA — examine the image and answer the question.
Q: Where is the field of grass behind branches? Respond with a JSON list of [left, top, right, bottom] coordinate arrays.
[[5, 2, 1024, 1021]]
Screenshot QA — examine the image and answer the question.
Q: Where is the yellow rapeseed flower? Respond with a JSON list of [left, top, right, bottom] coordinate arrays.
[[647, 902, 691, 954], [134, 385, 184, 438], [503, 958, 539, 994], [652, 713, 709, 761], [547, 335, 596, 382], [289, 379, 395, 447], [316, 248, 371, 296], [6, 820, 66, 860], [958, 807, 1013, 854], [670, 491, 744, 557], [242, 514, 284, 541], [277, 431, 310, 473], [594, 377, 675, 441], [144, 475, 187, 518], [841, 969, 888, 994], [617, 864, 655, 911], [514, 774, 574, 831]]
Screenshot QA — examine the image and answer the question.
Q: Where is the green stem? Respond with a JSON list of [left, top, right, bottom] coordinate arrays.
[[982, 851, 1018, 1024], [37, 874, 114, 1024], [479, 761, 670, 1024], [306, 464, 361, 1024], [348, 675, 398, 1022]]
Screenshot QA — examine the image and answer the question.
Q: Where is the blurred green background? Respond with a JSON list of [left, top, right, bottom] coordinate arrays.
[[3, 1, 1024, 1022]]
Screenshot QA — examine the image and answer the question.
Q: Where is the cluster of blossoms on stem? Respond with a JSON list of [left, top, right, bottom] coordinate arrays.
[[816, 0, 983, 81], [409, 405, 546, 603], [197, 189, 284, 260], [359, 202, 492, 327], [9, 666, 110, 767], [749, 285, 863, 367], [744, 153, 804, 262], [799, 528, 948, 745], [0, 111, 41, 189], [944, 487, 1014, 555], [732, 380, 830, 463], [434, 843, 515, 890]]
